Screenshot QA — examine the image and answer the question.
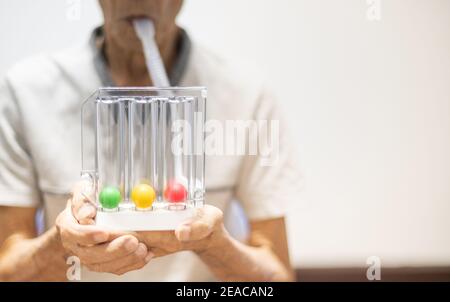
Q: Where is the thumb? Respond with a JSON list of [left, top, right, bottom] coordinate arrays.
[[175, 205, 223, 242], [71, 180, 97, 225]]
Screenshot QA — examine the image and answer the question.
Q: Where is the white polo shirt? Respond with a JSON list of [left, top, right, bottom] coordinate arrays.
[[0, 28, 302, 281]]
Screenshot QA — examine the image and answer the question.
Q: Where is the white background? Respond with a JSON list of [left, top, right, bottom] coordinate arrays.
[[0, 0, 449, 268]]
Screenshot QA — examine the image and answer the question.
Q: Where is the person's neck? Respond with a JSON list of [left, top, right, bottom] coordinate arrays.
[[104, 27, 180, 87]]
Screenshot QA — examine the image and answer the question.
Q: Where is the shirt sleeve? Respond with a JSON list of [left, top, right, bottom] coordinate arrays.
[[234, 86, 303, 220], [0, 77, 41, 207]]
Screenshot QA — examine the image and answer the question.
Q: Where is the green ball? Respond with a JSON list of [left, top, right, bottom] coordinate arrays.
[[99, 186, 121, 209]]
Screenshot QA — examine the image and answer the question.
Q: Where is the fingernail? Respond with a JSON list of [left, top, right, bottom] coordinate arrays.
[[80, 218, 95, 226], [78, 204, 95, 219], [125, 238, 138, 252], [93, 232, 108, 243], [135, 244, 147, 257], [145, 252, 154, 262], [178, 226, 191, 242]]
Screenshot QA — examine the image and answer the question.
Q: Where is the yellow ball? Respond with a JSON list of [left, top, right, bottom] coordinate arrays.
[[131, 184, 156, 209]]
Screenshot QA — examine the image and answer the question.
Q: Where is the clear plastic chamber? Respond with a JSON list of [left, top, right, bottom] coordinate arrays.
[[81, 87, 206, 228]]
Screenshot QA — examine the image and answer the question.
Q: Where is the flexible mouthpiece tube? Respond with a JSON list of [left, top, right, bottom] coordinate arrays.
[[133, 18, 170, 87]]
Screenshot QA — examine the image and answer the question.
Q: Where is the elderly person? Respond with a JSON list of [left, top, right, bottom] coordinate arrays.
[[0, 0, 301, 281]]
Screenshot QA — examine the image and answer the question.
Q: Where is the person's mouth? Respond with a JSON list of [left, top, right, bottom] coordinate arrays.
[[124, 14, 155, 25]]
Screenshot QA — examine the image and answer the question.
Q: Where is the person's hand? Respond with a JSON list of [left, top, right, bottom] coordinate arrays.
[[136, 205, 229, 258], [55, 181, 153, 275]]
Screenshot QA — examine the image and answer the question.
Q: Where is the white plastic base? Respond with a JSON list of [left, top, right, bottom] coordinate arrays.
[[96, 208, 196, 231]]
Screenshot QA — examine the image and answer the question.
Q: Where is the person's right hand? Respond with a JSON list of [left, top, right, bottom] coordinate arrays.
[[55, 181, 153, 276]]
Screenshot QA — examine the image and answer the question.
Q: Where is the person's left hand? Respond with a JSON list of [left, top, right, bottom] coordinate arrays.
[[136, 205, 229, 258]]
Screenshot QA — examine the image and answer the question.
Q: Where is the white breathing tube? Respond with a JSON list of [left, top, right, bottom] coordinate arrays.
[[133, 18, 170, 88], [133, 18, 170, 87]]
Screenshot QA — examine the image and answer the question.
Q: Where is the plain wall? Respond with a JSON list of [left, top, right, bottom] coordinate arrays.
[[0, 0, 449, 269]]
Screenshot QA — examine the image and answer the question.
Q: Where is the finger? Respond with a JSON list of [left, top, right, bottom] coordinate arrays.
[[74, 235, 140, 264], [148, 247, 171, 258], [113, 249, 155, 276], [85, 243, 153, 275], [72, 179, 96, 206], [72, 180, 95, 204], [71, 181, 97, 223], [58, 202, 108, 245], [135, 230, 173, 247], [78, 216, 96, 226], [59, 202, 124, 246], [75, 203, 97, 225], [112, 259, 149, 276], [175, 205, 223, 242]]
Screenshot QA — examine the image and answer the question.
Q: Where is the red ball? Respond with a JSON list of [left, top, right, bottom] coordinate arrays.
[[164, 180, 187, 203]]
